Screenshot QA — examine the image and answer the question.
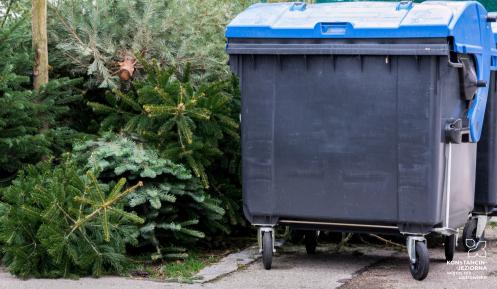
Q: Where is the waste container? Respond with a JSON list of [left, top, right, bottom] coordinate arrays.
[[464, 70, 497, 252], [466, 20, 497, 251], [226, 1, 497, 280]]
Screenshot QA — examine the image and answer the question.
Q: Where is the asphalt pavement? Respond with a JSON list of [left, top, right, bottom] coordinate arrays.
[[1, 230, 496, 289]]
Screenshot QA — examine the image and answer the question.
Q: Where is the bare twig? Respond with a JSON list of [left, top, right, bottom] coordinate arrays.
[[369, 234, 406, 249], [358, 234, 374, 246], [0, 0, 14, 28], [335, 233, 353, 251]]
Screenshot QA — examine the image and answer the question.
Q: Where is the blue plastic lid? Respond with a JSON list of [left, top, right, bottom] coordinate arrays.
[[227, 1, 485, 42]]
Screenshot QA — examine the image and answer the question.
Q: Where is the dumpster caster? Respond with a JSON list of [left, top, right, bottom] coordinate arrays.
[[304, 230, 318, 255], [407, 236, 429, 281], [462, 216, 486, 252], [260, 228, 274, 270], [444, 234, 456, 262]]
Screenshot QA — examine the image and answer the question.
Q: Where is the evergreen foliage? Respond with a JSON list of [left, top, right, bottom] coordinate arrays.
[[48, 0, 253, 88], [0, 15, 83, 177], [87, 61, 239, 189], [1, 0, 248, 275], [0, 159, 144, 278], [48, 0, 168, 88], [73, 134, 226, 260], [202, 77, 244, 230], [0, 17, 44, 175], [159, 0, 253, 83]]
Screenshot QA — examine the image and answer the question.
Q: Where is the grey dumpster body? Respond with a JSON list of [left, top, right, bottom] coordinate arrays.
[[462, 21, 497, 251], [475, 71, 497, 216], [231, 43, 475, 234], [464, 70, 497, 250]]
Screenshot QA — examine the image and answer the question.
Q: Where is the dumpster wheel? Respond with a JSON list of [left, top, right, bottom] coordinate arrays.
[[444, 234, 456, 262], [304, 230, 318, 255], [462, 218, 485, 252], [262, 230, 273, 270], [409, 241, 429, 281]]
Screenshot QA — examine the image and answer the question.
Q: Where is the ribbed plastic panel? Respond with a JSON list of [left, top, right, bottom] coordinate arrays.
[[314, 0, 496, 11]]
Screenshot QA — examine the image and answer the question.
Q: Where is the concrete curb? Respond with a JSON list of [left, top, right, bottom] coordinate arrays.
[[193, 245, 260, 283]]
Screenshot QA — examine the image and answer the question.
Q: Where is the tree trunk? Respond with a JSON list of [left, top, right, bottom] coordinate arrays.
[[32, 0, 48, 89]]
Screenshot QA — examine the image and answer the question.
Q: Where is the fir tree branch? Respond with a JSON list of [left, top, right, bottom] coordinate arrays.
[[49, 3, 85, 46], [78, 181, 90, 223], [55, 202, 77, 224], [78, 227, 101, 256], [88, 171, 105, 202], [62, 51, 85, 67], [68, 180, 143, 237]]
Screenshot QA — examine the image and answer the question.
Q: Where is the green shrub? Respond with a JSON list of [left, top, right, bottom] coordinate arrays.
[[0, 159, 143, 278], [73, 134, 226, 260]]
